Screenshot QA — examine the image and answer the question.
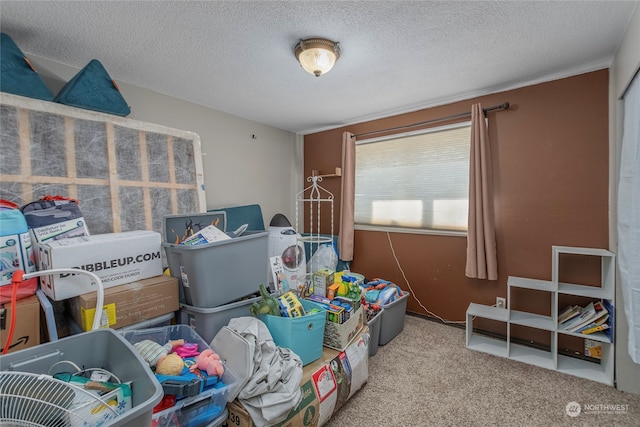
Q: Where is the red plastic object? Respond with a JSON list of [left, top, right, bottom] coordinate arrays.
[[152, 394, 177, 414]]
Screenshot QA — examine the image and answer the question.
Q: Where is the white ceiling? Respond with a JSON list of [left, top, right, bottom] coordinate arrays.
[[1, 1, 637, 134]]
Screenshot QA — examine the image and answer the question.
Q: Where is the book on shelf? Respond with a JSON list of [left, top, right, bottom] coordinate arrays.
[[575, 311, 609, 334], [584, 339, 602, 359], [558, 304, 581, 324], [603, 299, 614, 342], [580, 322, 610, 335], [560, 302, 595, 331], [561, 301, 609, 333]]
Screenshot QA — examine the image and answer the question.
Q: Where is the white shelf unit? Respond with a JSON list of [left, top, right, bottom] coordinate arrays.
[[466, 303, 509, 358], [466, 246, 615, 386]]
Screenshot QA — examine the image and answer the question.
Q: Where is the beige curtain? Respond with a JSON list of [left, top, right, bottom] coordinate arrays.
[[339, 131, 355, 261], [466, 103, 498, 280]]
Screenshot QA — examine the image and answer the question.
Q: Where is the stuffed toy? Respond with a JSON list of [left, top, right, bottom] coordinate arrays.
[[134, 339, 185, 376], [173, 342, 200, 358], [190, 349, 224, 377], [156, 353, 184, 376], [250, 283, 280, 317]]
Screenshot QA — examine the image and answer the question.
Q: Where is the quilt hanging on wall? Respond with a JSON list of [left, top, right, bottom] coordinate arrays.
[[0, 93, 206, 239]]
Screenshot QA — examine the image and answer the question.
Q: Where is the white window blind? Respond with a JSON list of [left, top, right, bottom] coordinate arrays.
[[355, 122, 471, 231]]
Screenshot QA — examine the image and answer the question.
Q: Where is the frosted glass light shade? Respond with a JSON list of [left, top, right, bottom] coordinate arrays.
[[294, 38, 341, 77]]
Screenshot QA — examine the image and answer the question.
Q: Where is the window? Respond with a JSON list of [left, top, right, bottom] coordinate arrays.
[[355, 122, 471, 232]]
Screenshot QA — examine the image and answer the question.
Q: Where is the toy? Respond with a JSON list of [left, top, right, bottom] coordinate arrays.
[[331, 297, 354, 319], [278, 291, 305, 317], [364, 278, 401, 305], [156, 353, 184, 376], [361, 294, 382, 322], [173, 342, 200, 358], [134, 338, 185, 371], [312, 268, 334, 297], [341, 275, 362, 301], [190, 349, 224, 377], [306, 295, 346, 323], [250, 283, 281, 317], [327, 283, 341, 299]]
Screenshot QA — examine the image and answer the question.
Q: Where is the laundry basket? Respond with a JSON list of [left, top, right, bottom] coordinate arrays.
[[0, 269, 163, 426]]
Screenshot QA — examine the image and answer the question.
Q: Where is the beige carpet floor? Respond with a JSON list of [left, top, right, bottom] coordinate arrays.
[[327, 314, 640, 426]]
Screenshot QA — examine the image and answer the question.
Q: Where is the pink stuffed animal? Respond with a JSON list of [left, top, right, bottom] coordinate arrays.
[[190, 349, 224, 377]]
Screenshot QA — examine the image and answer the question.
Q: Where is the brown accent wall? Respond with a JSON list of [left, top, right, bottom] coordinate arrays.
[[303, 70, 609, 348]]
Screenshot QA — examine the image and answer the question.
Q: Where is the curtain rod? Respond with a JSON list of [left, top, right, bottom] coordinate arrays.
[[353, 102, 509, 138]]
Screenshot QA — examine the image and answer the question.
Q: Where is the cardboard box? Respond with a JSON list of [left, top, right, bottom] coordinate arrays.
[[305, 295, 346, 324], [26, 207, 90, 245], [68, 275, 179, 331], [323, 305, 365, 351], [226, 332, 369, 427], [324, 334, 369, 415], [0, 231, 36, 288], [331, 296, 358, 318], [0, 294, 40, 354], [326, 283, 340, 300], [38, 231, 163, 300], [226, 356, 325, 427], [312, 268, 334, 298]]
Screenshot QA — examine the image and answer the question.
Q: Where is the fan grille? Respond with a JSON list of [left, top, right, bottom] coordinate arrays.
[[0, 371, 119, 426]]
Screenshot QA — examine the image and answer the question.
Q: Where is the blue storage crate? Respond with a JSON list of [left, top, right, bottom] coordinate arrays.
[[261, 299, 326, 365]]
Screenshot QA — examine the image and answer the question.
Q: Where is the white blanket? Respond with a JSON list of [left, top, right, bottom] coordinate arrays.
[[220, 317, 303, 426]]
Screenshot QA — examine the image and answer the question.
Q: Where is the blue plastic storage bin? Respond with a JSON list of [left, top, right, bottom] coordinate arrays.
[[0, 201, 36, 287], [261, 299, 326, 365]]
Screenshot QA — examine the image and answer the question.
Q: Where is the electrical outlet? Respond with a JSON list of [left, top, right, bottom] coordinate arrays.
[[496, 297, 506, 309]]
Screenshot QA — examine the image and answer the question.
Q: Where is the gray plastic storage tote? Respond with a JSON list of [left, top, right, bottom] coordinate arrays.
[[0, 328, 163, 427], [163, 231, 268, 308], [379, 291, 410, 345]]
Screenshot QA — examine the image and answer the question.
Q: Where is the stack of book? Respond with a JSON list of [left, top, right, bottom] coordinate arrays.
[[558, 300, 611, 335]]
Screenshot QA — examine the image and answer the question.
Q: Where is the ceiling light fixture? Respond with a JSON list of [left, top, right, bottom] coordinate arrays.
[[294, 38, 341, 77]]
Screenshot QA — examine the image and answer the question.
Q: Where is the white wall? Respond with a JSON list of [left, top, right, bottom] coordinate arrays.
[[29, 55, 303, 228], [610, 2, 640, 394]]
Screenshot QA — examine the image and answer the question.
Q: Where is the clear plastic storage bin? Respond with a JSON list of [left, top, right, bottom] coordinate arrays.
[[150, 393, 229, 427], [120, 325, 237, 426]]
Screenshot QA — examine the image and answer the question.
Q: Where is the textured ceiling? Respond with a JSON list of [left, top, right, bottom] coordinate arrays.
[[1, 1, 637, 134]]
